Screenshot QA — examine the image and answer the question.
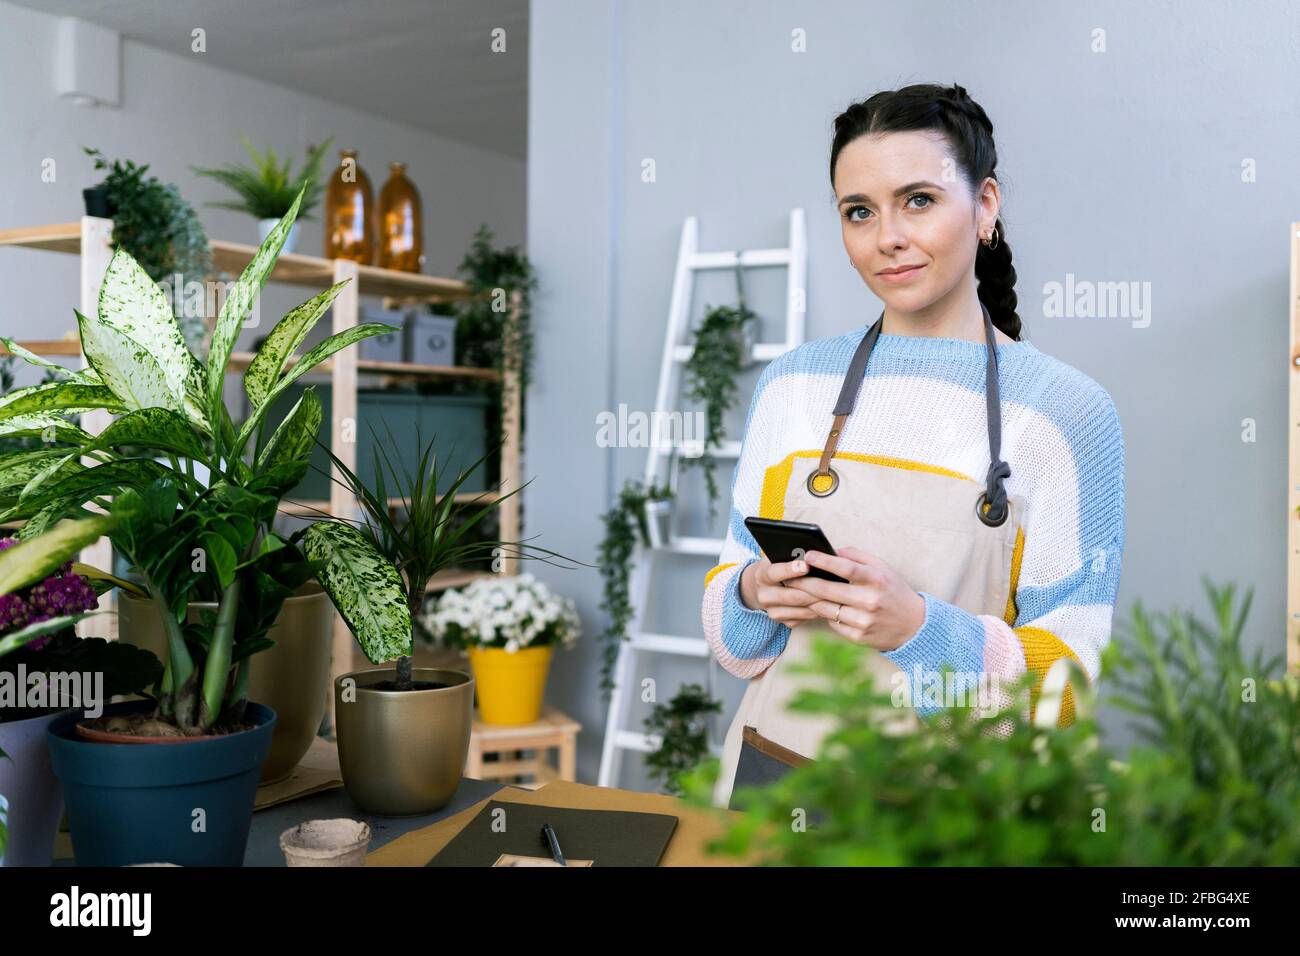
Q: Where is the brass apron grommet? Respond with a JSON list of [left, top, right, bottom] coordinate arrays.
[[975, 490, 1009, 527], [806, 466, 839, 497]]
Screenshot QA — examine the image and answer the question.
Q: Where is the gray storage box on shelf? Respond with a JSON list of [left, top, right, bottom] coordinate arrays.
[[262, 383, 493, 504], [359, 306, 408, 363], [405, 312, 456, 366]]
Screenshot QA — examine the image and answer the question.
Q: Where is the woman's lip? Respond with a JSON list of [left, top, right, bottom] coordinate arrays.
[[878, 264, 926, 282]]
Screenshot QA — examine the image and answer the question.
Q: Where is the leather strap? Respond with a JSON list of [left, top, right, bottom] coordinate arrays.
[[812, 303, 1012, 526], [742, 725, 812, 768]]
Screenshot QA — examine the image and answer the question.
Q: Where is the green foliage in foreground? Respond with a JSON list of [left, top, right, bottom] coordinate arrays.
[[677, 579, 1300, 866]]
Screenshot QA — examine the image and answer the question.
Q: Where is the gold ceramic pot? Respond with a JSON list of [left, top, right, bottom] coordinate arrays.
[[116, 583, 335, 784], [333, 668, 473, 815]]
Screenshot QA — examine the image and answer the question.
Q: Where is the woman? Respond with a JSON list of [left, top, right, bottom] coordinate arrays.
[[701, 83, 1126, 810]]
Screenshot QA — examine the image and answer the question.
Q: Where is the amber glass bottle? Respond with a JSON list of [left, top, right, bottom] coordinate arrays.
[[324, 148, 374, 263], [377, 162, 423, 272]]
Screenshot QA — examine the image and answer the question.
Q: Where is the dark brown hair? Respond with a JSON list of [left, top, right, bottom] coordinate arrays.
[[829, 83, 1021, 341]]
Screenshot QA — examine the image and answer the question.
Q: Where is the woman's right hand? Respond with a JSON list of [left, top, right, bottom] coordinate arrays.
[[738, 557, 821, 626]]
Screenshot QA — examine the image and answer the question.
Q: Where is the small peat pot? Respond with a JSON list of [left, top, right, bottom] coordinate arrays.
[[0, 708, 74, 867], [280, 818, 371, 867], [334, 668, 473, 816], [46, 699, 276, 867]]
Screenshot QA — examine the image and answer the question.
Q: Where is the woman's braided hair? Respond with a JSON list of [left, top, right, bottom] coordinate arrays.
[[829, 83, 1021, 341]]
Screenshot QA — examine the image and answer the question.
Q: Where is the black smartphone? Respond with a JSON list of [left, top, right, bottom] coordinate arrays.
[[743, 517, 849, 584]]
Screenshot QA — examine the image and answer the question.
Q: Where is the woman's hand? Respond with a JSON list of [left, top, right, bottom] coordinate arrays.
[[738, 556, 824, 627], [781, 546, 926, 652]]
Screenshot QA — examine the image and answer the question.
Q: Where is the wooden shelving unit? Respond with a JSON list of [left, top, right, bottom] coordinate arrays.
[[0, 217, 524, 716]]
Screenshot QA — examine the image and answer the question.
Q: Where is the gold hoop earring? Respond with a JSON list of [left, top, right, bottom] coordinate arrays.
[[981, 225, 1000, 250]]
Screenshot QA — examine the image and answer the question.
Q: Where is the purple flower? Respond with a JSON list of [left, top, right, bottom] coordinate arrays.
[[0, 537, 98, 651]]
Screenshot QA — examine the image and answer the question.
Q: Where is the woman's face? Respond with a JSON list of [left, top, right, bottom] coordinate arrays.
[[833, 130, 998, 313]]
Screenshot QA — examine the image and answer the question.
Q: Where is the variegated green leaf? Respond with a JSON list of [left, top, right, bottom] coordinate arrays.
[[16, 499, 79, 541], [17, 453, 84, 503], [257, 388, 321, 471], [0, 613, 99, 656], [208, 188, 304, 428], [231, 322, 393, 459], [97, 247, 204, 413], [0, 452, 76, 505], [244, 281, 349, 408], [76, 309, 175, 412], [87, 407, 206, 461], [300, 521, 411, 664], [0, 413, 93, 445], [2, 458, 173, 524], [0, 382, 125, 423], [0, 338, 100, 385], [0, 513, 117, 596]]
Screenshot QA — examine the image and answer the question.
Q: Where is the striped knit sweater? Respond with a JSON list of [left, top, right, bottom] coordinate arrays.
[[700, 325, 1125, 727]]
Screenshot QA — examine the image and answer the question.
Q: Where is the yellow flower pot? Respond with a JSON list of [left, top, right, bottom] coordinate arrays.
[[467, 644, 556, 725]]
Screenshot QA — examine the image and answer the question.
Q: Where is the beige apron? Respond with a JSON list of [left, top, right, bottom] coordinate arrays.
[[714, 303, 1024, 810]]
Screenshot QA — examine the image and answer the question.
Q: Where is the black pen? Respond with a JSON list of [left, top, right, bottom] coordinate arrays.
[[540, 823, 566, 866]]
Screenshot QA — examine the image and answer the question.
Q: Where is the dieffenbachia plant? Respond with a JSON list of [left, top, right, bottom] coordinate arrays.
[[0, 189, 394, 732]]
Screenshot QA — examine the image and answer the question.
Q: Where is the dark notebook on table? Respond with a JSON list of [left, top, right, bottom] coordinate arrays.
[[426, 799, 678, 867]]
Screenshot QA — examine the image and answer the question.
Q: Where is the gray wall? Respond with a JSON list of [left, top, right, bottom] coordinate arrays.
[[527, 0, 1300, 786]]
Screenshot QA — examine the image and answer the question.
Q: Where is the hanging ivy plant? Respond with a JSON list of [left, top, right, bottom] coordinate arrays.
[[683, 303, 755, 521], [644, 682, 723, 796], [596, 477, 673, 698]]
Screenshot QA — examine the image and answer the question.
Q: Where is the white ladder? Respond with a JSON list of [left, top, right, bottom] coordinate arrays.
[[597, 209, 807, 789]]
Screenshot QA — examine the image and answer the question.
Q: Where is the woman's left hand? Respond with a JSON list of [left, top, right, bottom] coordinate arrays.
[[783, 546, 926, 652]]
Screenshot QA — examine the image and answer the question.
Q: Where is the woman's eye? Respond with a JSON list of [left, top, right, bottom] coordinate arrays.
[[908, 193, 934, 209], [844, 205, 869, 222]]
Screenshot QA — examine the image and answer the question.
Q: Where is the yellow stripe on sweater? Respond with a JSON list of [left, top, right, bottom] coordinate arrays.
[[760, 450, 976, 520], [1017, 626, 1082, 726], [704, 562, 737, 587]]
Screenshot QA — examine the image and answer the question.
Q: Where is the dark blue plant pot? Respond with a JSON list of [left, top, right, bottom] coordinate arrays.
[[46, 700, 276, 867]]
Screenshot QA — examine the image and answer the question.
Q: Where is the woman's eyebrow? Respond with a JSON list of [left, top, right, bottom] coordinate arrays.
[[837, 181, 946, 206]]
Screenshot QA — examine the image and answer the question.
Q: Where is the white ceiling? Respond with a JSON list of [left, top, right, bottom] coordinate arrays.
[[14, 0, 529, 159]]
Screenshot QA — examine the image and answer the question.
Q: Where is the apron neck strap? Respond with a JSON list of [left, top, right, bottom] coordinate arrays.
[[813, 303, 1012, 526]]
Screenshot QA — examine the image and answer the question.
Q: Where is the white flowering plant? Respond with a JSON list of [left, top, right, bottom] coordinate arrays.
[[422, 573, 581, 653]]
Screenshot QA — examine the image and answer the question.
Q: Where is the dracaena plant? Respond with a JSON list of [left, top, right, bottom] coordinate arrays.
[[297, 429, 582, 692], [0, 190, 393, 733]]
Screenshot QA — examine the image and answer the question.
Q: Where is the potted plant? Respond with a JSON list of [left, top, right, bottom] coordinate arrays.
[[682, 302, 757, 520], [644, 683, 723, 796], [0, 190, 396, 864], [299, 430, 581, 814], [193, 136, 332, 253], [596, 478, 673, 697], [0, 543, 160, 865], [83, 147, 213, 354], [424, 572, 581, 725]]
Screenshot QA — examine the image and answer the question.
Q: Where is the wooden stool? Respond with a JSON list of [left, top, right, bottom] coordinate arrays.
[[466, 707, 581, 789]]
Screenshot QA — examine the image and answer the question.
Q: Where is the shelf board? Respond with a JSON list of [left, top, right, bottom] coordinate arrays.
[[0, 339, 81, 357], [0, 221, 480, 303], [225, 351, 500, 382], [278, 490, 501, 517]]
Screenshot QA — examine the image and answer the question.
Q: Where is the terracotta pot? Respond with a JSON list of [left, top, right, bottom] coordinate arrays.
[[334, 667, 473, 815], [116, 582, 335, 783]]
